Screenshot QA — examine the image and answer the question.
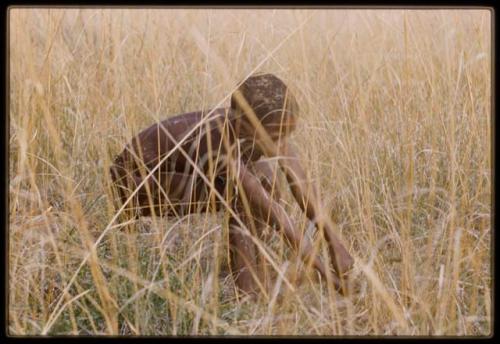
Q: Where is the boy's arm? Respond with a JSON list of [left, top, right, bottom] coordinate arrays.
[[234, 160, 343, 291], [275, 141, 354, 279], [274, 142, 318, 219]]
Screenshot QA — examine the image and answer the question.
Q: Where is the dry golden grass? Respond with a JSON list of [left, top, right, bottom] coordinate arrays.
[[8, 8, 491, 336]]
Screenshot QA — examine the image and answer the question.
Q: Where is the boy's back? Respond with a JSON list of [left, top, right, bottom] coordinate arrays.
[[110, 107, 262, 217]]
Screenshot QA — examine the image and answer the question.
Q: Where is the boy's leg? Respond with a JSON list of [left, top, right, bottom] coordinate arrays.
[[227, 160, 272, 296], [228, 159, 282, 296], [228, 213, 262, 296]]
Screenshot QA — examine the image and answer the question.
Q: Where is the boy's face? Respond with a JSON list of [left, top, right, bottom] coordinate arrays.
[[238, 106, 297, 144], [263, 110, 297, 141]]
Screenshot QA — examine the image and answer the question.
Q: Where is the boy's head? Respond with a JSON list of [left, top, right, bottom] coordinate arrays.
[[231, 73, 299, 140]]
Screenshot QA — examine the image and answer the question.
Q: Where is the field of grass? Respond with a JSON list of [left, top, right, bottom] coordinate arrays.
[[8, 8, 491, 336]]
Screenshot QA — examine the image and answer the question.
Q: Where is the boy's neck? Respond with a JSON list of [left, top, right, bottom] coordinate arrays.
[[227, 108, 253, 139]]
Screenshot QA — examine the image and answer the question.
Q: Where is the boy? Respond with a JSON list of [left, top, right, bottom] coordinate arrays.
[[110, 73, 354, 296]]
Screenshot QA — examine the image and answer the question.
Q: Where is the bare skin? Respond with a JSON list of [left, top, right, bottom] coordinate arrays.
[[110, 74, 354, 297]]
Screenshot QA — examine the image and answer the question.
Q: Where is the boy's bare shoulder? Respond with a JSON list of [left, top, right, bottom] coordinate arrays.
[[135, 108, 228, 139]]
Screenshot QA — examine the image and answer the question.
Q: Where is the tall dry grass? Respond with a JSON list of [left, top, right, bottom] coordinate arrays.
[[8, 8, 491, 336]]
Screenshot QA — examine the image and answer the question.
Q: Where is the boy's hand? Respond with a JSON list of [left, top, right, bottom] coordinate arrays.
[[321, 220, 354, 278]]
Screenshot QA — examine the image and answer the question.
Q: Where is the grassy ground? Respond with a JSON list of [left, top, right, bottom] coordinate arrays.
[[8, 8, 491, 336]]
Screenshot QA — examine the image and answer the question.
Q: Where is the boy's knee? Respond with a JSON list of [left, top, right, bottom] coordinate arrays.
[[251, 160, 281, 200]]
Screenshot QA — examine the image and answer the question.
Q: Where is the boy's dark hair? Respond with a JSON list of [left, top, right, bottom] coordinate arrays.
[[231, 73, 299, 125]]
